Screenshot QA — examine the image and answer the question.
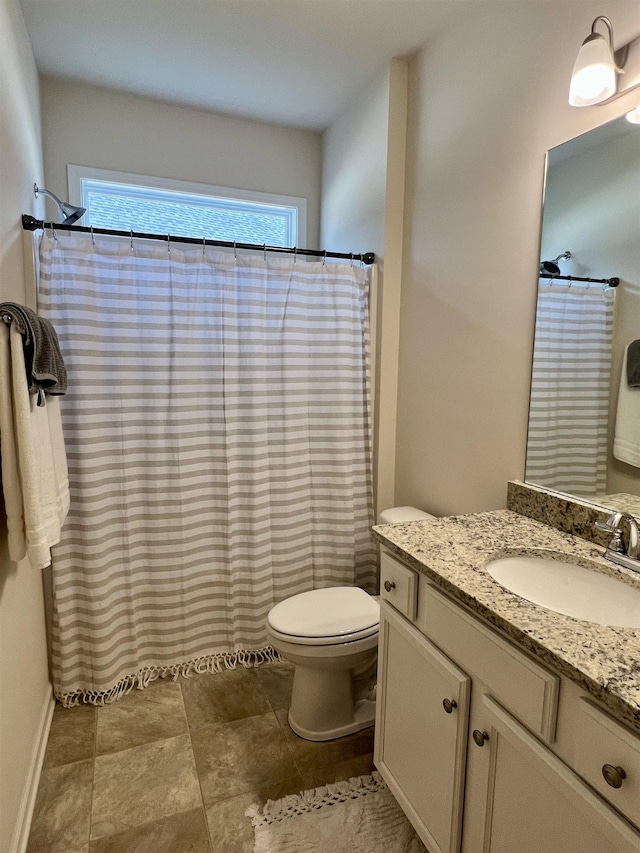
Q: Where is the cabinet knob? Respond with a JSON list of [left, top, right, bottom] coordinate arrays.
[[602, 764, 626, 789], [473, 730, 489, 747], [383, 580, 396, 592], [442, 698, 457, 714]]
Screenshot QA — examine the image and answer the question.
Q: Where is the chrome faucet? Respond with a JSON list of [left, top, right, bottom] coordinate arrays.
[[594, 511, 640, 573]]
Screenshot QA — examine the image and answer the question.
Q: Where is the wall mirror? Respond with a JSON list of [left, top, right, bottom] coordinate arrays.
[[525, 113, 640, 516]]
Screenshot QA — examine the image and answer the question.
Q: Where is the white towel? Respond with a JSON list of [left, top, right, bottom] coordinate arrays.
[[613, 344, 640, 468], [0, 323, 69, 569]]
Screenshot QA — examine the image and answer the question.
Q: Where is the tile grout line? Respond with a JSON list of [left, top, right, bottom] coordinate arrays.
[[88, 701, 98, 849], [272, 706, 308, 784], [85, 806, 211, 850], [258, 667, 314, 789], [180, 680, 216, 853], [255, 669, 308, 789]]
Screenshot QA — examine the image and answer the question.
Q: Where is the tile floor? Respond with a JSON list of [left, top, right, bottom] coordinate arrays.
[[27, 663, 375, 852]]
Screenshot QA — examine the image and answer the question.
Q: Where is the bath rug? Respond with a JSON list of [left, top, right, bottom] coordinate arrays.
[[246, 771, 426, 853]]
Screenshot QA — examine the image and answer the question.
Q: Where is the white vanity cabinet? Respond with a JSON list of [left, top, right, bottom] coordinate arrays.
[[375, 549, 640, 853]]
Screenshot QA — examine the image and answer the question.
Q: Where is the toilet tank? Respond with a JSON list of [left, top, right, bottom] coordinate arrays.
[[377, 506, 435, 524]]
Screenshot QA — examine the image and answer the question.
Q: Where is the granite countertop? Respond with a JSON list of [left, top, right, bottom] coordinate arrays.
[[593, 493, 640, 518], [372, 509, 640, 733]]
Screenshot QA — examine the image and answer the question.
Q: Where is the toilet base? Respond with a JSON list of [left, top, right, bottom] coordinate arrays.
[[266, 618, 378, 743], [288, 698, 376, 742]]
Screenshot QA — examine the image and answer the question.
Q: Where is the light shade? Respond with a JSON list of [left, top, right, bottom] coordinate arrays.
[[626, 106, 640, 124], [569, 31, 617, 106]]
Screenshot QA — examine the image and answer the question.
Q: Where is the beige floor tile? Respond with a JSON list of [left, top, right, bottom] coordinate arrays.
[[256, 774, 306, 804], [27, 760, 93, 853], [302, 751, 376, 789], [91, 734, 201, 840], [254, 663, 294, 711], [96, 680, 187, 755], [205, 793, 256, 853], [181, 667, 271, 729], [89, 807, 210, 853], [191, 712, 298, 806], [204, 773, 306, 853], [33, 662, 381, 852], [49, 847, 89, 853], [275, 708, 374, 778], [43, 703, 96, 769]]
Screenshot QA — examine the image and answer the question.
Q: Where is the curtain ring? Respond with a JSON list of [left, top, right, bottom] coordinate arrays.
[[167, 234, 171, 254], [263, 243, 266, 262], [51, 223, 57, 242], [234, 241, 237, 260], [322, 250, 326, 266], [293, 246, 297, 265], [90, 224, 95, 246], [202, 236, 206, 258], [350, 253, 354, 267], [130, 230, 134, 251]]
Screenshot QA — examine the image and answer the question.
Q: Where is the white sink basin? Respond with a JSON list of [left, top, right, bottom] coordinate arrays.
[[486, 555, 640, 627]]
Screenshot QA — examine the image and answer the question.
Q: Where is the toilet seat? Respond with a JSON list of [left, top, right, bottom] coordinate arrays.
[[267, 586, 379, 646], [267, 622, 379, 646]]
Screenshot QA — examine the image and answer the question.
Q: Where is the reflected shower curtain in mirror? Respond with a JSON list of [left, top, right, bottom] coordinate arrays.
[[525, 283, 615, 498], [37, 235, 377, 705]]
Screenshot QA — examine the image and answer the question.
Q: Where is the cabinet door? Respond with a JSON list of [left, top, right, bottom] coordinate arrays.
[[375, 601, 471, 853], [469, 695, 640, 853]]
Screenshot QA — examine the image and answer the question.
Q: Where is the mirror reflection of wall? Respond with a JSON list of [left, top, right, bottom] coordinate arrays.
[[525, 114, 640, 514]]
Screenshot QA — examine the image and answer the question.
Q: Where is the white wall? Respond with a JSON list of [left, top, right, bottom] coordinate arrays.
[[0, 2, 52, 851], [395, 1, 640, 516], [40, 77, 323, 247], [322, 66, 390, 255], [322, 60, 409, 515]]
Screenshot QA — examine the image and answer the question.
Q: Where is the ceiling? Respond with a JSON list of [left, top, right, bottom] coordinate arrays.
[[19, 0, 474, 131]]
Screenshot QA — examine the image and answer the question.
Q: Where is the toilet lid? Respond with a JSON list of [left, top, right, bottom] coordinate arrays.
[[267, 587, 380, 639]]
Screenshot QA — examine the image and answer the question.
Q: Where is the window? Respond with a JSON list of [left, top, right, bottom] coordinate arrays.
[[67, 166, 306, 248]]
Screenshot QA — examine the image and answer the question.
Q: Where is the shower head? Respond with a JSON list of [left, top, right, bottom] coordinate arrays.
[[539, 251, 572, 276], [34, 183, 86, 226]]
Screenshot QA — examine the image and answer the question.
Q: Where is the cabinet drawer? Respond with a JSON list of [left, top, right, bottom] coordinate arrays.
[[379, 550, 418, 620], [416, 582, 559, 742], [572, 699, 640, 827]]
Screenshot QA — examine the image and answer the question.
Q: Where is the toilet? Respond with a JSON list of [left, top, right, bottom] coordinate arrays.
[[266, 505, 434, 741]]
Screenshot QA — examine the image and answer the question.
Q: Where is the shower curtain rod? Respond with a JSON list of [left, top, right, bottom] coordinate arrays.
[[539, 272, 619, 287], [21, 215, 375, 265]]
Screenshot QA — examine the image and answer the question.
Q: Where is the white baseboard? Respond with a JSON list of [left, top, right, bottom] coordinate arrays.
[[10, 689, 55, 853]]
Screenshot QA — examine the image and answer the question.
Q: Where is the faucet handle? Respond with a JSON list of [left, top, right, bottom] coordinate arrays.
[[594, 512, 624, 552], [594, 511, 622, 533]]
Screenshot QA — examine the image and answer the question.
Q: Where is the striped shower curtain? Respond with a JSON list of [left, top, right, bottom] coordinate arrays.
[[525, 282, 615, 498], [38, 234, 377, 705]]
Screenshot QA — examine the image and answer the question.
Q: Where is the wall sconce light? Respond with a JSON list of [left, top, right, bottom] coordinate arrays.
[[626, 105, 640, 124], [569, 16, 620, 106], [569, 16, 640, 108]]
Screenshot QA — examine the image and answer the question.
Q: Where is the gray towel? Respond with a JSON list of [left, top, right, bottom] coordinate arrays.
[[0, 303, 67, 400], [627, 339, 640, 387]]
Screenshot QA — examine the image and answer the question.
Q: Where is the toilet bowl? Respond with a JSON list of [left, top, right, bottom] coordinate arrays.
[[266, 506, 434, 742]]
